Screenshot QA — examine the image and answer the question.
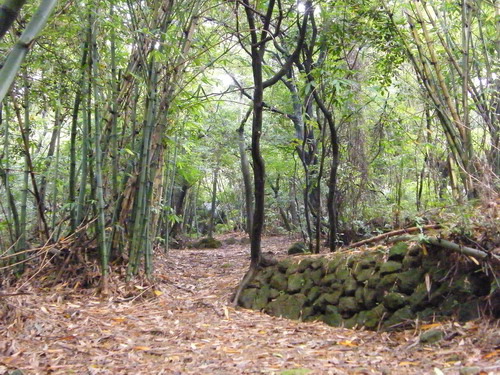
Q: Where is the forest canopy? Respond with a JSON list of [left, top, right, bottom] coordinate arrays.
[[0, 0, 498, 290]]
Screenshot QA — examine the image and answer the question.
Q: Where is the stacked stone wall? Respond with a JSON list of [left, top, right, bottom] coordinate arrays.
[[238, 242, 495, 330]]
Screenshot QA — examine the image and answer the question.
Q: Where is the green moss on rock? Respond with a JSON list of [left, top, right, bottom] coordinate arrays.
[[364, 304, 388, 329], [288, 273, 306, 293], [397, 269, 425, 294], [270, 272, 288, 291], [338, 297, 359, 315], [388, 242, 409, 261], [193, 237, 222, 249], [380, 261, 402, 275], [239, 288, 257, 309], [306, 286, 322, 303], [383, 292, 409, 311], [344, 277, 358, 296], [323, 290, 343, 305], [383, 306, 414, 329], [288, 241, 308, 255], [266, 294, 307, 320]]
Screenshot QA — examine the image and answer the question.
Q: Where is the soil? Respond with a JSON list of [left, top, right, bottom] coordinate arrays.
[[1, 234, 499, 374]]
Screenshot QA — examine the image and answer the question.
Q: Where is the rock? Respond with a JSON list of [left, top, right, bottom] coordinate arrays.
[[338, 297, 359, 315], [311, 259, 324, 270], [301, 306, 314, 321], [388, 242, 409, 261], [383, 292, 409, 311], [343, 314, 359, 329], [358, 255, 378, 269], [377, 273, 398, 290], [300, 278, 314, 295], [397, 269, 424, 294], [325, 258, 344, 273], [367, 273, 381, 288], [364, 304, 388, 329], [344, 277, 358, 296], [335, 267, 351, 281], [277, 259, 294, 272], [265, 294, 307, 320], [354, 268, 375, 283], [270, 272, 288, 291], [383, 306, 414, 329], [306, 286, 322, 303], [253, 286, 271, 310], [356, 310, 369, 327], [321, 273, 338, 286], [297, 259, 314, 272], [379, 261, 402, 275], [269, 288, 280, 299], [323, 290, 343, 305], [288, 242, 308, 255], [355, 287, 364, 306], [288, 273, 306, 293], [458, 367, 482, 375], [419, 329, 444, 344], [457, 300, 480, 322], [286, 262, 302, 275], [322, 310, 343, 327], [362, 288, 378, 309], [403, 254, 422, 269], [239, 288, 257, 309], [193, 237, 222, 249], [309, 269, 323, 285], [408, 283, 429, 308], [312, 294, 328, 313]]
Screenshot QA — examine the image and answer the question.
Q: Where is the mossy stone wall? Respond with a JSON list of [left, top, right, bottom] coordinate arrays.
[[238, 242, 494, 330]]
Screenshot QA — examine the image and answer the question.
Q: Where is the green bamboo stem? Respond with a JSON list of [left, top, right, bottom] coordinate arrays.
[[0, 0, 58, 103]]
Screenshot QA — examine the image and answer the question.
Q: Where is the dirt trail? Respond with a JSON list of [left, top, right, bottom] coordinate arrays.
[[1, 234, 499, 374]]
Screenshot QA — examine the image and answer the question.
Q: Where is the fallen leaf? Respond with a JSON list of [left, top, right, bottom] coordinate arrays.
[[338, 340, 358, 347], [133, 346, 151, 351], [482, 349, 500, 359]]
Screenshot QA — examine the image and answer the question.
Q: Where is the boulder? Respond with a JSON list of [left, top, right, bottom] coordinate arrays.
[[419, 329, 444, 344], [288, 242, 308, 255]]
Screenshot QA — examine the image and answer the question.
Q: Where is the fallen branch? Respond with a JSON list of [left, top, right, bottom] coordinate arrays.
[[387, 235, 500, 264], [345, 224, 442, 249]]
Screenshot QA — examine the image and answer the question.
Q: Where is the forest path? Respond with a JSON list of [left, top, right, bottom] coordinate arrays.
[[1, 234, 499, 374]]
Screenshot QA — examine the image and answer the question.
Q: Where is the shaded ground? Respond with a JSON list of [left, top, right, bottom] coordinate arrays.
[[1, 234, 499, 374]]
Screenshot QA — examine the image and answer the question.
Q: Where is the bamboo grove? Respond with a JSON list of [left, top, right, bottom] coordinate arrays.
[[0, 0, 498, 291]]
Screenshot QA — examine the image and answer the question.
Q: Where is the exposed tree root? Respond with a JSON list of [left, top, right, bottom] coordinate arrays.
[[231, 255, 277, 307]]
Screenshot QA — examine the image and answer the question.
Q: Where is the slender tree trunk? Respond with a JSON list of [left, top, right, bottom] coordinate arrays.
[[208, 166, 219, 239], [89, 7, 109, 292], [237, 108, 253, 235]]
